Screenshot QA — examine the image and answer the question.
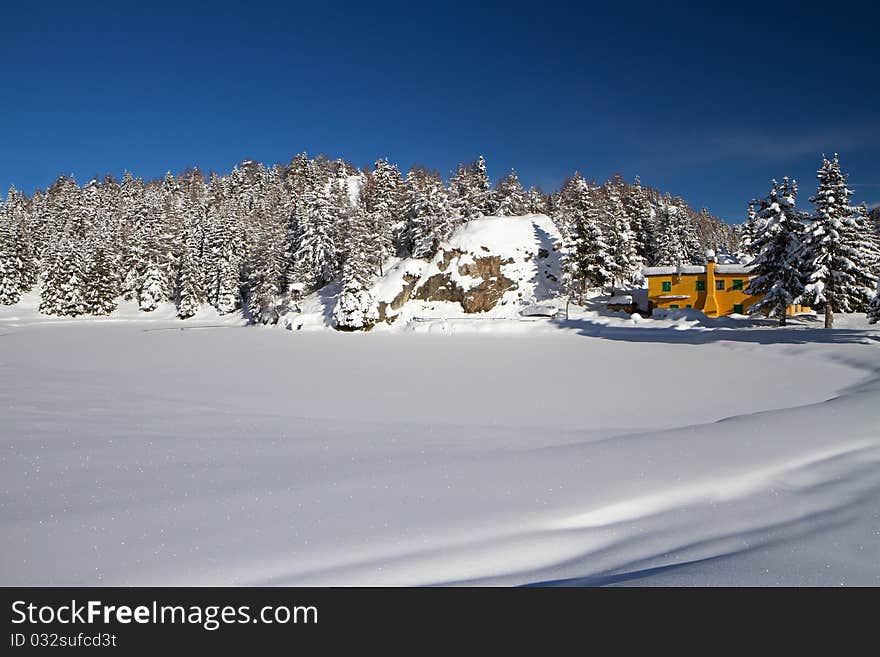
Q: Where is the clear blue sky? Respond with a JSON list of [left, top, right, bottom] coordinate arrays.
[[2, 1, 878, 222]]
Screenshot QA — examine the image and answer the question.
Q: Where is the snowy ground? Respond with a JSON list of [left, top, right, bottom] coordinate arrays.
[[1, 300, 879, 586]]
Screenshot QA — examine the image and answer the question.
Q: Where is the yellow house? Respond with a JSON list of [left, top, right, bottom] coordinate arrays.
[[643, 251, 809, 317]]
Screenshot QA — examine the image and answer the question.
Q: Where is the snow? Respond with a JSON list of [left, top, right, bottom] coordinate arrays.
[[520, 303, 560, 317], [368, 214, 563, 327], [715, 264, 755, 274], [643, 265, 706, 276], [2, 298, 880, 586], [608, 295, 633, 305]]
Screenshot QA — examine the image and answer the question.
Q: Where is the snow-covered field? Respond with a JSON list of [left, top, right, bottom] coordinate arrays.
[[2, 301, 879, 586]]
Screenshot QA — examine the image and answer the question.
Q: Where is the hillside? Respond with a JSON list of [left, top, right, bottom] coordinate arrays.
[[290, 214, 566, 330]]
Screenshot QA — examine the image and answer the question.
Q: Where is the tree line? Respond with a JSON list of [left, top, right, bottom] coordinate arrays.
[[0, 153, 736, 328]]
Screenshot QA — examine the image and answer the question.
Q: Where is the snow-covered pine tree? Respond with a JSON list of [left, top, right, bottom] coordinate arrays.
[[333, 200, 379, 331], [176, 217, 206, 319], [552, 173, 590, 241], [118, 171, 149, 300], [290, 159, 336, 290], [138, 256, 166, 312], [39, 234, 88, 316], [623, 176, 655, 265], [847, 202, 880, 297], [449, 162, 477, 223], [1, 187, 38, 295], [526, 186, 547, 214], [738, 201, 760, 261], [653, 195, 703, 266], [559, 177, 612, 307], [472, 155, 496, 216], [84, 239, 119, 315], [0, 202, 22, 305], [799, 154, 877, 327], [362, 159, 401, 274], [602, 181, 639, 294], [745, 178, 806, 325], [868, 279, 880, 324], [404, 166, 452, 259], [495, 169, 527, 216]]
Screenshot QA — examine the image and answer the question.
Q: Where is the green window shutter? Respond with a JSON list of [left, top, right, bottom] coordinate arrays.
[[662, 281, 672, 292], [696, 280, 706, 291], [733, 304, 744, 314], [669, 304, 679, 309], [686, 304, 692, 309], [732, 279, 743, 290]]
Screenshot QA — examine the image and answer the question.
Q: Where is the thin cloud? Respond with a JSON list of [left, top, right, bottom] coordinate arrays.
[[711, 122, 880, 160]]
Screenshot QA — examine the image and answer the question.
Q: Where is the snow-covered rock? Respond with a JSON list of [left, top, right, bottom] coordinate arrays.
[[374, 214, 563, 325]]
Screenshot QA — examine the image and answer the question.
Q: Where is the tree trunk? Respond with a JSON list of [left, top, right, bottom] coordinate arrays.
[[565, 298, 570, 321], [825, 300, 833, 329], [779, 309, 786, 327]]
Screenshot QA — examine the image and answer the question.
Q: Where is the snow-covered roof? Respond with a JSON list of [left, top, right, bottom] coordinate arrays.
[[714, 264, 755, 274], [657, 295, 690, 300], [608, 295, 633, 305], [643, 263, 755, 276], [642, 265, 705, 276]]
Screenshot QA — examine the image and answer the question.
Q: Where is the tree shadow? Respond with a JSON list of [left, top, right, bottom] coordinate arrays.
[[552, 315, 880, 346], [528, 220, 562, 302]]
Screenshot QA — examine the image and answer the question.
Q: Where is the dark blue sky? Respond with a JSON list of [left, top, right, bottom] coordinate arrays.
[[2, 1, 878, 222]]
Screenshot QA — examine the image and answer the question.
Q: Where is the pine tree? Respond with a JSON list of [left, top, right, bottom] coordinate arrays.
[[472, 155, 496, 216], [738, 201, 760, 260], [0, 206, 21, 305], [799, 154, 877, 327], [333, 201, 379, 330], [290, 159, 336, 290], [39, 234, 88, 316], [118, 171, 149, 300], [653, 196, 703, 266], [745, 178, 806, 325], [495, 169, 527, 216], [176, 221, 205, 319], [138, 257, 167, 312], [362, 159, 401, 274], [526, 186, 547, 214], [868, 280, 880, 324], [602, 182, 639, 293], [85, 240, 119, 315], [404, 166, 452, 259], [559, 178, 612, 306], [623, 176, 654, 265]]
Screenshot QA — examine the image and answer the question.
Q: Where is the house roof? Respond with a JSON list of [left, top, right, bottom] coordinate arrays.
[[642, 263, 755, 276], [642, 265, 705, 276], [715, 264, 755, 274]]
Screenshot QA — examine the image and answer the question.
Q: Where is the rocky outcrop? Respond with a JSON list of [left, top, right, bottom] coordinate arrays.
[[368, 215, 565, 325], [409, 252, 517, 314]]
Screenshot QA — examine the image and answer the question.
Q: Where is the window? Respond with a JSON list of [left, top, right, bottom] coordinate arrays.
[[733, 304, 744, 314], [696, 280, 706, 291], [732, 279, 743, 290], [661, 281, 672, 292], [716, 280, 725, 290], [686, 304, 692, 309], [669, 304, 679, 309]]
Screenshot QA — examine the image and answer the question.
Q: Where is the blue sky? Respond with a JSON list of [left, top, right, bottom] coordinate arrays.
[[2, 1, 878, 221]]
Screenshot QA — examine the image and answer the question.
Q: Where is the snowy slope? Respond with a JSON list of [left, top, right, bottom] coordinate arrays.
[[2, 310, 879, 586], [289, 214, 564, 331]]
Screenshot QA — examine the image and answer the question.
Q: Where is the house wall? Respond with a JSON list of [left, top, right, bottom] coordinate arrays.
[[647, 270, 809, 316], [647, 273, 705, 310]]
